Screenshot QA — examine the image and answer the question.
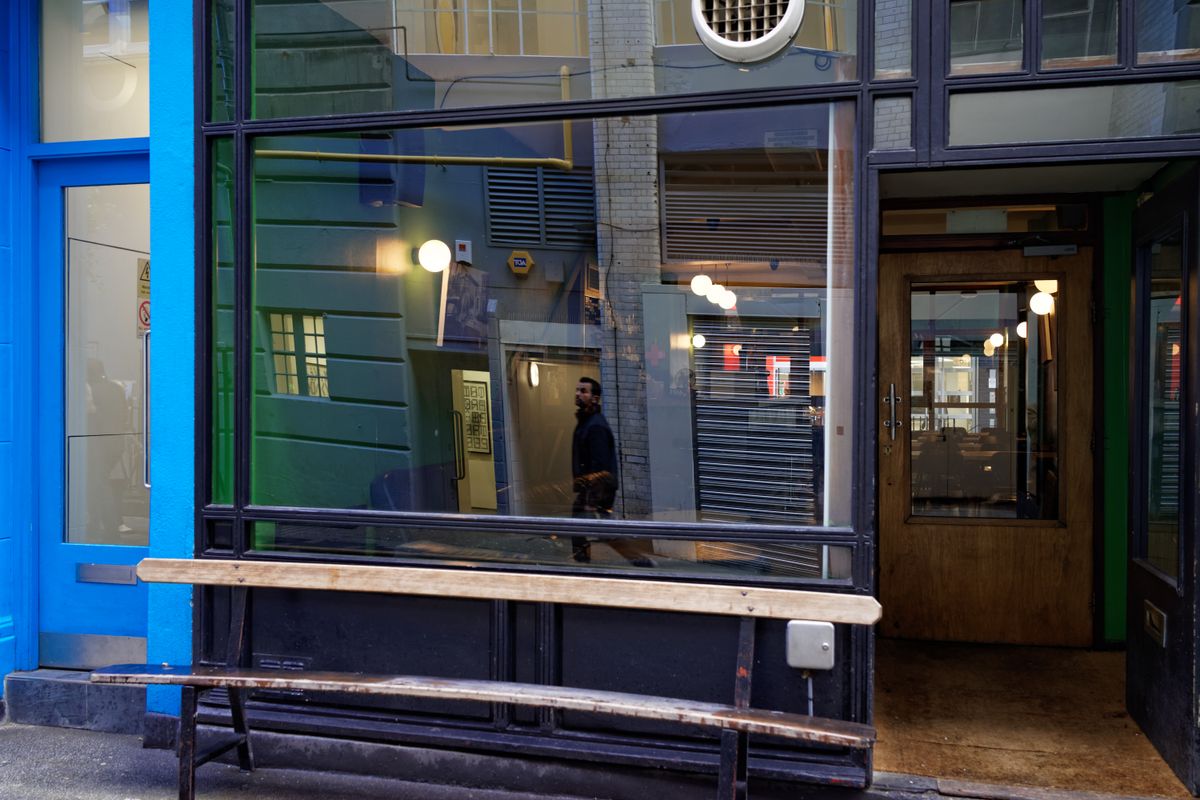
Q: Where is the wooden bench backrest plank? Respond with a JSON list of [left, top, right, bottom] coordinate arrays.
[[138, 559, 881, 625]]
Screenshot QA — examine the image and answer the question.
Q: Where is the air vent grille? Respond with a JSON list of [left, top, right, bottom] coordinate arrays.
[[701, 0, 788, 42]]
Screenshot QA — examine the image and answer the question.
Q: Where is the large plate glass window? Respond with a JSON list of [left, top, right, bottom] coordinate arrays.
[[243, 102, 856, 572]]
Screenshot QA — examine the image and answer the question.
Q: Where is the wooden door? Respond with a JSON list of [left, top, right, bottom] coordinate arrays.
[[879, 249, 1094, 646]]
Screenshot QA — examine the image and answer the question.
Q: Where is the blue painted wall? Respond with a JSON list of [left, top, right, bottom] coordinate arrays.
[[0, 13, 16, 692], [146, 0, 195, 716]]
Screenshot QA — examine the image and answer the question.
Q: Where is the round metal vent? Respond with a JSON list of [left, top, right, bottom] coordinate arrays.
[[691, 0, 806, 63]]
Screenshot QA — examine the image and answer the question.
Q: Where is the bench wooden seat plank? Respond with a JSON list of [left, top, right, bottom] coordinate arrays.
[[92, 664, 875, 749], [136, 559, 882, 625]]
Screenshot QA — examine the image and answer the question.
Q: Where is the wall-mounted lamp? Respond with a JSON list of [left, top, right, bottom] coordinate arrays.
[[692, 333, 707, 349], [528, 361, 541, 388], [1016, 321, 1028, 339], [989, 332, 1004, 347], [418, 239, 452, 273], [1029, 291, 1055, 316], [1034, 279, 1058, 294]]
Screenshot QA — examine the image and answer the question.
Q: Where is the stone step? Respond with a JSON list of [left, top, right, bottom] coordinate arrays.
[[3, 669, 144, 735]]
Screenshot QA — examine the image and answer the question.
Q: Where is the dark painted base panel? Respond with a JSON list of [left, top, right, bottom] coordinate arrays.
[[142, 718, 858, 800], [3, 669, 145, 735]]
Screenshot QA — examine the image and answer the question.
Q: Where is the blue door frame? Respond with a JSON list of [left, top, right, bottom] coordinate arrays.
[[34, 154, 151, 668]]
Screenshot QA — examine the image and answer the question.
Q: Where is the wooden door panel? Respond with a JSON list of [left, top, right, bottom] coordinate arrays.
[[879, 250, 1094, 646]]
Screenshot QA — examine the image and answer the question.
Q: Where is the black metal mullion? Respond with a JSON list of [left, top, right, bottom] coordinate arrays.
[[1026, 0, 1040, 74], [235, 0, 250, 124]]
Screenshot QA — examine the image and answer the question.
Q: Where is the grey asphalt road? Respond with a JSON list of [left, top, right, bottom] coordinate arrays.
[[0, 722, 587, 800]]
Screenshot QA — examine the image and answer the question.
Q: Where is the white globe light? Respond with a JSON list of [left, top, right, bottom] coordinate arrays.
[[692, 333, 707, 349], [1030, 291, 1055, 316], [1016, 321, 1028, 339], [705, 283, 725, 303], [983, 340, 996, 357], [418, 239, 451, 273], [718, 290, 737, 310], [989, 332, 1004, 347], [1034, 279, 1058, 294], [690, 274, 713, 296]]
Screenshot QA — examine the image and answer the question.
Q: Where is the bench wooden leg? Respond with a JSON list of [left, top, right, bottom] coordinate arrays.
[[178, 686, 198, 800]]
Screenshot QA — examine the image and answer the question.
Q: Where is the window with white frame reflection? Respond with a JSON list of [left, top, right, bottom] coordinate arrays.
[[909, 282, 1060, 519], [42, 0, 150, 142], [240, 103, 856, 572], [246, 0, 856, 119]]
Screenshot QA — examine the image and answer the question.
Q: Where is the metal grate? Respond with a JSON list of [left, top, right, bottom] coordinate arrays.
[[690, 317, 818, 525], [701, 0, 789, 42], [664, 188, 830, 264], [486, 167, 596, 249]]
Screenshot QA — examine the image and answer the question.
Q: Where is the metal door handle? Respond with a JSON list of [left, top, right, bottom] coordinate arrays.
[[451, 410, 466, 480], [882, 382, 902, 441], [142, 329, 151, 488]]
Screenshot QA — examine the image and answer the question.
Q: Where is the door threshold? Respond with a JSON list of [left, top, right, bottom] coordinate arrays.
[[875, 772, 1179, 800]]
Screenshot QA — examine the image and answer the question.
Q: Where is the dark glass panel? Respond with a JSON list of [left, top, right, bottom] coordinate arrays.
[[212, 138, 236, 505], [1143, 231, 1183, 580], [251, 521, 853, 580]]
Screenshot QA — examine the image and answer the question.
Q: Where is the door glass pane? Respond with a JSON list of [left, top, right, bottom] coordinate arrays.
[[910, 282, 1060, 519], [950, 0, 1024, 75], [1143, 232, 1183, 579], [1042, 0, 1118, 69], [65, 184, 150, 544], [41, 0, 150, 142], [1137, 0, 1200, 64]]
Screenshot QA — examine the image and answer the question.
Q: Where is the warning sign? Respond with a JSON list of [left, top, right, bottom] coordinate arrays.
[[137, 258, 150, 335]]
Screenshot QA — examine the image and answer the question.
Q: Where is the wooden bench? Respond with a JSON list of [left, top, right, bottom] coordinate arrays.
[[93, 558, 881, 800]]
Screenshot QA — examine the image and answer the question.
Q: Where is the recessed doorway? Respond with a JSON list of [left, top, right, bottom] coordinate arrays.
[[873, 161, 1191, 797]]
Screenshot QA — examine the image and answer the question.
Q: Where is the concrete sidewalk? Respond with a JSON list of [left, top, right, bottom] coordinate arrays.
[[0, 721, 592, 800], [0, 719, 1178, 800]]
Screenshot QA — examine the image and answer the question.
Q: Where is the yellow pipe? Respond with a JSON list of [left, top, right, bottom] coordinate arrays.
[[256, 149, 573, 171]]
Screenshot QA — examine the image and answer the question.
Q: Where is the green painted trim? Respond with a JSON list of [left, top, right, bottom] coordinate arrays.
[[1101, 194, 1135, 644]]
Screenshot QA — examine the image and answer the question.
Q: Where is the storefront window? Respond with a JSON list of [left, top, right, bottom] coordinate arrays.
[[1041, 0, 1117, 69], [949, 80, 1200, 145], [41, 0, 150, 141], [874, 0, 912, 79], [247, 0, 856, 118], [212, 138, 235, 506], [211, 0, 235, 122], [949, 0, 1023, 75], [246, 103, 857, 537], [1137, 0, 1200, 65]]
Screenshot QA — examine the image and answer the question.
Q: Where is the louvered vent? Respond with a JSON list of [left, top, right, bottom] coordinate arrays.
[[690, 317, 818, 526], [486, 167, 596, 249], [701, 0, 787, 42], [664, 188, 828, 263], [691, 0, 806, 62]]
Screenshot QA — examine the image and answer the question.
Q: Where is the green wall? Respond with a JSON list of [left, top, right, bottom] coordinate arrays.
[[1101, 194, 1134, 644]]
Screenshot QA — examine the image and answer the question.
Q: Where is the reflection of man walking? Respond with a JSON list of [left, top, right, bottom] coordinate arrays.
[[570, 377, 654, 566]]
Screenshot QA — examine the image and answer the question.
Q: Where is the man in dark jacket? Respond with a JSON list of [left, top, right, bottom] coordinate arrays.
[[570, 377, 654, 566]]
